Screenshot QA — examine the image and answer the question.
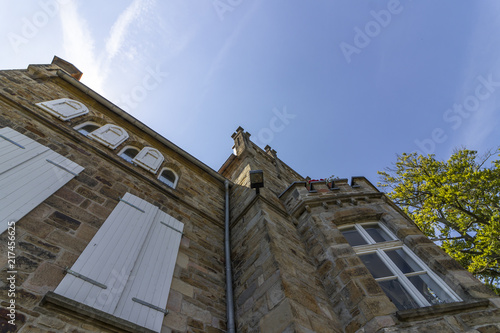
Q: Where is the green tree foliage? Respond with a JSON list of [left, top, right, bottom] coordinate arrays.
[[378, 148, 500, 293]]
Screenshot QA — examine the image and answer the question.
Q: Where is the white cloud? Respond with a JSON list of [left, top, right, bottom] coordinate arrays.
[[58, 0, 104, 92], [106, 0, 153, 60], [58, 0, 155, 95]]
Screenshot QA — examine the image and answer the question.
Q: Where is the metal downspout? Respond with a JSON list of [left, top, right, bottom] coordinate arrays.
[[225, 180, 236, 333]]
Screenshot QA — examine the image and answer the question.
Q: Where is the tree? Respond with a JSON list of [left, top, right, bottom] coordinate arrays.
[[378, 148, 500, 293]]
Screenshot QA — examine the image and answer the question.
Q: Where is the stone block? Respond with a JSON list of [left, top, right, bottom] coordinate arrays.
[[53, 187, 84, 206], [46, 211, 81, 231], [18, 242, 56, 260], [259, 299, 293, 333], [23, 262, 65, 294], [46, 230, 87, 254], [266, 282, 285, 310], [358, 297, 397, 321], [181, 301, 212, 323], [75, 186, 106, 204], [176, 251, 189, 269], [37, 316, 66, 330], [167, 290, 183, 313], [171, 278, 194, 298], [162, 311, 188, 332]]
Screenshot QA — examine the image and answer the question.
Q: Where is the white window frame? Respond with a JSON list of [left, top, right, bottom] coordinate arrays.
[[157, 168, 178, 189], [340, 222, 461, 309], [118, 146, 140, 164], [74, 122, 101, 136], [36, 98, 89, 121]]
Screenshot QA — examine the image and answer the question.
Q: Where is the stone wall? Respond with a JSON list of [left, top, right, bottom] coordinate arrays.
[[0, 64, 227, 333], [281, 178, 500, 332]]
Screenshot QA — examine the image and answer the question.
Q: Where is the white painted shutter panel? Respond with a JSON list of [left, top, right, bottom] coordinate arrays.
[[36, 98, 89, 120], [54, 193, 159, 314], [54, 193, 184, 332], [0, 127, 84, 234], [88, 124, 129, 149], [0, 127, 49, 174], [132, 147, 164, 173], [114, 211, 184, 331]]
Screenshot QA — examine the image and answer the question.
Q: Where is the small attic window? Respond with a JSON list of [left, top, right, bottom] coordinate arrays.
[[132, 147, 164, 173], [75, 122, 100, 136], [119, 147, 140, 163], [88, 124, 129, 149], [158, 169, 178, 189], [36, 98, 89, 121]]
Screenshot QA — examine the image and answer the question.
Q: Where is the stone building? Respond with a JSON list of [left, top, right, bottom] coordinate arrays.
[[0, 57, 499, 333]]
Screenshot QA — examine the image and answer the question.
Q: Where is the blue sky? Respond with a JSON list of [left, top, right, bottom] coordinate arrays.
[[1, 0, 499, 187]]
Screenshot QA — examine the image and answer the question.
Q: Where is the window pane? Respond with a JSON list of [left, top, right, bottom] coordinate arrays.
[[363, 225, 392, 243], [78, 124, 99, 136], [120, 148, 138, 163], [408, 274, 452, 306], [359, 253, 394, 278], [159, 170, 176, 188], [385, 249, 422, 274], [378, 279, 420, 310], [341, 227, 368, 246]]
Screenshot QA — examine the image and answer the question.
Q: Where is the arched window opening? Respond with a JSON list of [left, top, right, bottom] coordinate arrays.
[[119, 147, 140, 164], [75, 123, 100, 136], [158, 169, 178, 189]]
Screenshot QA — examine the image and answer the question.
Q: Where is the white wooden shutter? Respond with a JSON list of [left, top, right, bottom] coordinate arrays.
[[114, 210, 184, 331], [0, 127, 84, 234], [36, 98, 89, 120], [132, 147, 164, 173], [88, 124, 129, 149], [54, 193, 184, 332]]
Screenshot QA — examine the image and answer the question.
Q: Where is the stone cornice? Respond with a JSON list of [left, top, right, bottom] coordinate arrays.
[[288, 192, 386, 218]]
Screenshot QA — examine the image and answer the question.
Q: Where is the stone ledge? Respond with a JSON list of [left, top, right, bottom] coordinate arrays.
[[42, 291, 156, 333], [396, 299, 490, 322]]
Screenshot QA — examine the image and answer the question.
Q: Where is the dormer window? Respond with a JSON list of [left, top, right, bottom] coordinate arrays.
[[132, 147, 164, 173], [74, 122, 100, 136], [158, 169, 178, 189], [36, 98, 89, 120], [118, 146, 140, 163], [87, 124, 129, 149]]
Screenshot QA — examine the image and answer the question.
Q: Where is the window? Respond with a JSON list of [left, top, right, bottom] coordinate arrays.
[[0, 127, 84, 233], [340, 222, 461, 311], [87, 124, 129, 149], [132, 147, 164, 173], [118, 146, 139, 164], [36, 98, 89, 121], [74, 122, 100, 136], [158, 169, 178, 189], [53, 192, 184, 332]]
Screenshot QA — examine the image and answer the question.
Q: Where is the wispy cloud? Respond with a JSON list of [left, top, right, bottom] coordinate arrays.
[[58, 0, 154, 94], [202, 1, 261, 87], [106, 0, 153, 60], [58, 0, 103, 92]]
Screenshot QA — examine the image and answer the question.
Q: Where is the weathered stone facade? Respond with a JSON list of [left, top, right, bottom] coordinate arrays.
[[0, 58, 499, 332]]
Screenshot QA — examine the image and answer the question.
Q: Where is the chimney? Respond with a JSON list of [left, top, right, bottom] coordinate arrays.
[[51, 56, 83, 81]]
